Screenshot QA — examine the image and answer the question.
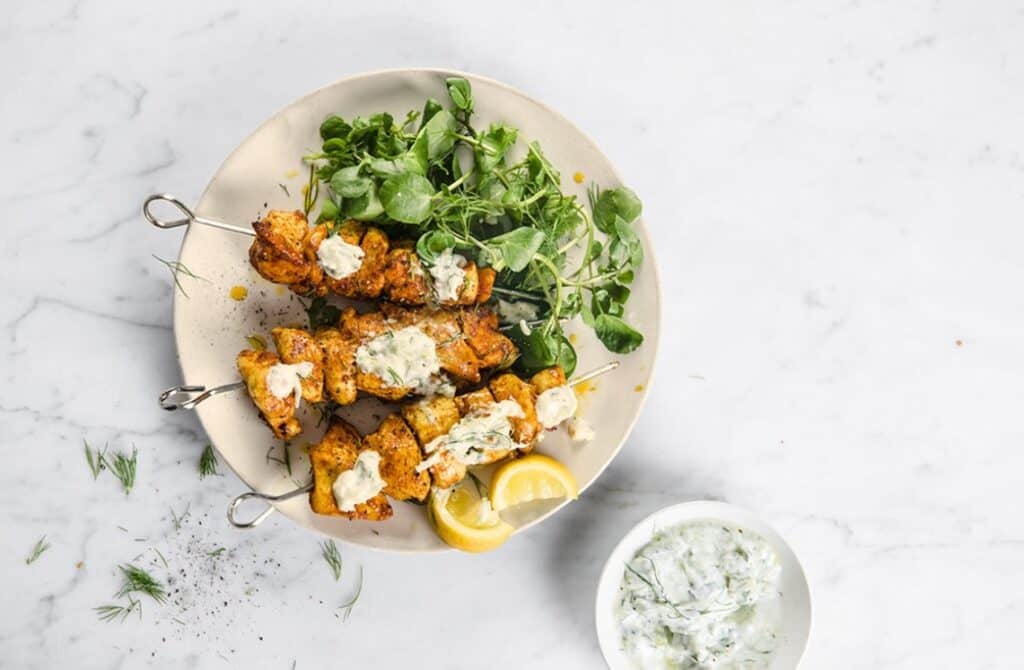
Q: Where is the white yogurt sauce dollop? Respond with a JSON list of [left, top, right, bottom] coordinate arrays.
[[429, 248, 467, 302], [265, 361, 314, 407], [331, 450, 385, 512], [496, 298, 539, 323], [355, 326, 443, 393], [317, 234, 365, 279], [536, 385, 578, 428], [417, 399, 525, 471], [616, 521, 782, 670]]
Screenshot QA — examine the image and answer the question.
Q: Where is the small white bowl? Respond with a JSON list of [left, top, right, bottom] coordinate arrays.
[[595, 501, 812, 669]]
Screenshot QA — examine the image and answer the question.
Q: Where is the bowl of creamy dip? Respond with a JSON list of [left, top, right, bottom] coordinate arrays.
[[595, 501, 811, 669]]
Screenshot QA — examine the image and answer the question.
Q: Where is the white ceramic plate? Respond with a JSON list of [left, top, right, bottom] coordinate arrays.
[[595, 501, 812, 669], [172, 69, 661, 552]]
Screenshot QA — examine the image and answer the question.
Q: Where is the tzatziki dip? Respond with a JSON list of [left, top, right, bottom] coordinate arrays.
[[616, 521, 782, 669]]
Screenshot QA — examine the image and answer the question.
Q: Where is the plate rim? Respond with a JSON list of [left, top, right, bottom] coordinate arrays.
[[172, 67, 664, 551]]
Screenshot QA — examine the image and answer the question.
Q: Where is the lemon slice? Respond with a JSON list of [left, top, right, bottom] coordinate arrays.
[[489, 454, 579, 511], [428, 481, 513, 553]]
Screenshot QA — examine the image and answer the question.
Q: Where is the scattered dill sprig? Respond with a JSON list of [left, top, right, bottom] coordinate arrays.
[[116, 563, 168, 604], [151, 548, 169, 569], [153, 255, 205, 298], [25, 536, 51, 565], [95, 597, 140, 623], [466, 471, 487, 498], [84, 440, 107, 479], [302, 163, 319, 217], [386, 367, 403, 386], [339, 565, 364, 621], [208, 547, 226, 558], [107, 447, 138, 494], [170, 503, 190, 531], [265, 444, 292, 476], [321, 540, 343, 581], [278, 183, 290, 197], [245, 334, 267, 351], [314, 400, 338, 427], [199, 444, 219, 479]]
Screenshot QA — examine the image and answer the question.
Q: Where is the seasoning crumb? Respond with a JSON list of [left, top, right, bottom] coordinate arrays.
[[75, 561, 84, 569], [634, 384, 644, 392], [568, 333, 578, 344], [230, 286, 248, 301], [955, 339, 963, 347], [572, 171, 585, 184]]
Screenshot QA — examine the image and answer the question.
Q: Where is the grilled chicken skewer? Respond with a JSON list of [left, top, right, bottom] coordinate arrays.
[[308, 364, 611, 520], [225, 362, 617, 529], [162, 304, 518, 440], [251, 211, 497, 307], [144, 195, 495, 307]]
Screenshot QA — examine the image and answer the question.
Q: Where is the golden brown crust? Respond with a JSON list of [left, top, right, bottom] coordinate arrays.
[[363, 415, 430, 502], [530, 366, 568, 394], [477, 267, 496, 303], [236, 349, 302, 440], [270, 327, 324, 403], [489, 372, 541, 449], [249, 210, 312, 287], [460, 307, 518, 369], [314, 327, 358, 405], [308, 418, 393, 520], [401, 396, 461, 446], [382, 247, 431, 304]]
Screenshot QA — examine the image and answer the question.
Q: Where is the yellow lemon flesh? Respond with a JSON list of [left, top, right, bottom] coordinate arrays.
[[428, 481, 513, 553], [489, 454, 579, 511]]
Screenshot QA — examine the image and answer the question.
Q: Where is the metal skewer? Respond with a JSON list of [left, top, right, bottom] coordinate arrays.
[[160, 381, 245, 411], [224, 360, 621, 529], [143, 194, 256, 237]]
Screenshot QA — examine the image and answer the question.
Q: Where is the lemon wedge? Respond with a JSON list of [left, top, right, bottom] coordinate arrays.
[[489, 454, 579, 511], [428, 481, 513, 553]]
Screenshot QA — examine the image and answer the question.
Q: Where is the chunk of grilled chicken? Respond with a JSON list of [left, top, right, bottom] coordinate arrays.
[[236, 350, 302, 440], [248, 210, 497, 305], [271, 327, 324, 404], [249, 210, 310, 286], [308, 418, 393, 520]]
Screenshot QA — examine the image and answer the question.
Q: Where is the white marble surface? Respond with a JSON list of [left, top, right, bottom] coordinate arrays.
[[3, 1, 1022, 667]]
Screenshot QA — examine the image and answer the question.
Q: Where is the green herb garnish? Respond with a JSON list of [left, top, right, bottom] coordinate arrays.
[[170, 503, 190, 531], [208, 547, 226, 558], [115, 563, 168, 604], [302, 78, 645, 374], [278, 183, 290, 197], [84, 440, 107, 479], [302, 296, 341, 330], [321, 540, 343, 581], [339, 564, 363, 621], [199, 444, 219, 479], [153, 255, 205, 298], [107, 447, 138, 494], [95, 597, 140, 623], [25, 536, 50, 565]]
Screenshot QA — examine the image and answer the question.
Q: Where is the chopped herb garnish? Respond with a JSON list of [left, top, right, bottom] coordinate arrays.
[[170, 503, 190, 531], [386, 366, 403, 386], [199, 444, 219, 479], [339, 565, 363, 621], [208, 547, 226, 558], [25, 536, 50, 565], [245, 334, 267, 351], [321, 540, 343, 581], [278, 183, 290, 197], [95, 597, 140, 623], [153, 255, 205, 298], [107, 447, 138, 494], [84, 440, 107, 479], [116, 563, 168, 604]]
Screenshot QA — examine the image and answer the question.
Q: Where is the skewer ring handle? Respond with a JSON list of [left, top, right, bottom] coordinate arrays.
[[227, 484, 313, 529], [159, 381, 245, 411], [143, 194, 196, 229]]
